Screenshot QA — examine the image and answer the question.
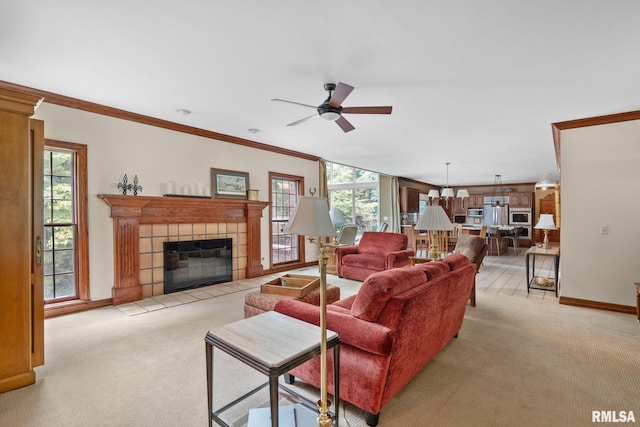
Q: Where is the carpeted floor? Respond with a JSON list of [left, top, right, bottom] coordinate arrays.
[[0, 253, 638, 427]]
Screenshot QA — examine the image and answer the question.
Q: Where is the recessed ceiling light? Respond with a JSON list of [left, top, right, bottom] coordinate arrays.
[[176, 108, 191, 116], [248, 128, 260, 134]]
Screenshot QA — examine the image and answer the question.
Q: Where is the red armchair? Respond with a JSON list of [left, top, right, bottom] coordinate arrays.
[[336, 232, 414, 281]]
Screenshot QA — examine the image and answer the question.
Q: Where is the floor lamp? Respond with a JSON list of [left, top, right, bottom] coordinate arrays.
[[285, 196, 337, 427], [415, 205, 454, 261]]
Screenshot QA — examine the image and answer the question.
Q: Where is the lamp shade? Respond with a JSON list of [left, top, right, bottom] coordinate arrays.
[[285, 197, 337, 238], [440, 188, 454, 199], [415, 205, 454, 232], [456, 189, 469, 198], [427, 189, 440, 199], [534, 214, 557, 230]]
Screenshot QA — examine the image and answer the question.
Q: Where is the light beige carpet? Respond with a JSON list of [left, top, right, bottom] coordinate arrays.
[[1, 258, 639, 427]]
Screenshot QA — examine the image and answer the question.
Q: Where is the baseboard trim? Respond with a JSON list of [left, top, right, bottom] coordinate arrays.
[[45, 298, 113, 318], [559, 296, 636, 315]]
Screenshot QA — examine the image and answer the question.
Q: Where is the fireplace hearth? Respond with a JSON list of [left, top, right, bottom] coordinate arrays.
[[163, 238, 232, 294]]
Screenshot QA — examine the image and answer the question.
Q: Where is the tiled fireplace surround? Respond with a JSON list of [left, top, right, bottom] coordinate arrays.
[[99, 194, 269, 305], [139, 222, 245, 298]]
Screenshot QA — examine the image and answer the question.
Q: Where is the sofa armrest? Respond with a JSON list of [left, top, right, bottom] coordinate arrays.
[[385, 249, 415, 267], [274, 299, 394, 356], [336, 244, 358, 259]]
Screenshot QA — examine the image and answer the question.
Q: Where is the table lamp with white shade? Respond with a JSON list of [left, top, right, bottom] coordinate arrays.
[[534, 214, 557, 249], [285, 195, 337, 427], [414, 205, 454, 261]]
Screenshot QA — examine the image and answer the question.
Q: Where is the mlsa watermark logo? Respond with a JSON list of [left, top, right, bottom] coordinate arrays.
[[592, 411, 635, 423]]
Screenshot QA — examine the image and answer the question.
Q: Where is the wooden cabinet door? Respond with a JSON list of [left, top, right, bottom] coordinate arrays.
[[509, 193, 521, 207], [451, 197, 466, 214], [0, 88, 43, 392], [400, 187, 420, 213], [30, 119, 44, 367], [519, 192, 532, 207], [470, 194, 484, 207]]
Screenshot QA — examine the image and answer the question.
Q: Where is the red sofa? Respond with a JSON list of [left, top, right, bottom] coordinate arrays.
[[336, 231, 414, 281], [275, 253, 477, 426]]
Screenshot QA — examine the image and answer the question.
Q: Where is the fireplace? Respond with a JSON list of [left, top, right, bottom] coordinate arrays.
[[98, 194, 268, 305], [163, 238, 232, 294]]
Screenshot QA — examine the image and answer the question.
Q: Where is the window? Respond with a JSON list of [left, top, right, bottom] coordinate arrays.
[[270, 173, 304, 267], [43, 140, 89, 304], [326, 163, 379, 233]]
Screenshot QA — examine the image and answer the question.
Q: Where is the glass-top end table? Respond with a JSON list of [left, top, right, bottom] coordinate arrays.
[[525, 245, 560, 297]]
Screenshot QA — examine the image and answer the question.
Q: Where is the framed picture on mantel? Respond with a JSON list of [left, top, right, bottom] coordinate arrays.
[[211, 168, 249, 199]]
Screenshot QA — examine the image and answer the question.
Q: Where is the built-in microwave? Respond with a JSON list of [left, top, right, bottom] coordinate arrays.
[[453, 214, 466, 224], [467, 208, 483, 217], [509, 207, 532, 225]]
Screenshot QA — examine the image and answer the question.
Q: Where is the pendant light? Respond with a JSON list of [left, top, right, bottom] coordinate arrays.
[[440, 162, 454, 207], [490, 174, 504, 207]]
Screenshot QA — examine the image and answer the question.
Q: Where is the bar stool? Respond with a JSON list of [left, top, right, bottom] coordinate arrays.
[[486, 226, 501, 256], [506, 226, 522, 255]]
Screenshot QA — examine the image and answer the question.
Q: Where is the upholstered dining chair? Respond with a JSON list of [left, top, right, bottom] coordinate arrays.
[[453, 234, 488, 307], [336, 224, 358, 246]]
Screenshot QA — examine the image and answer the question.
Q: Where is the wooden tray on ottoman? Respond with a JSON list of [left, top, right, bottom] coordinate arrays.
[[261, 274, 320, 298]]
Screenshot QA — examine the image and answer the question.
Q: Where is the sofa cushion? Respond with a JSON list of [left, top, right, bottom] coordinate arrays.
[[341, 253, 386, 271], [274, 299, 395, 356], [357, 232, 408, 255], [414, 261, 449, 280], [352, 267, 426, 321], [442, 253, 471, 271]]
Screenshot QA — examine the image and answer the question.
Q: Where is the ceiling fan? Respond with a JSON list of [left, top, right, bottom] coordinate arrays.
[[271, 82, 392, 133]]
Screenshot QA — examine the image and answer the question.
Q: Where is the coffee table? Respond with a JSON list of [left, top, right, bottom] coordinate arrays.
[[205, 311, 340, 427]]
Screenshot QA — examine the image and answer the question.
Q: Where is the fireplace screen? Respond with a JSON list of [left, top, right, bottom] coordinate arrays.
[[163, 238, 232, 294]]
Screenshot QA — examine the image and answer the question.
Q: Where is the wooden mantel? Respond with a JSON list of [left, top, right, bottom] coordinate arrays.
[[98, 194, 269, 305]]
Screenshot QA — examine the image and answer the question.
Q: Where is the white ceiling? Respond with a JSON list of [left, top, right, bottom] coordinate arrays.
[[3, 1, 640, 186]]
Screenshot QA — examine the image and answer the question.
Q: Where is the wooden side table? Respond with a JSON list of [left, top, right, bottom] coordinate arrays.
[[525, 246, 560, 297], [409, 256, 432, 266], [205, 311, 340, 427], [326, 245, 337, 275]]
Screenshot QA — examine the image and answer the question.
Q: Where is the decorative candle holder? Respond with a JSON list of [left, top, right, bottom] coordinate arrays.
[[117, 174, 142, 195]]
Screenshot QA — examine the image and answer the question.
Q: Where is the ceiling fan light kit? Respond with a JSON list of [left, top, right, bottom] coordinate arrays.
[[272, 82, 392, 132]]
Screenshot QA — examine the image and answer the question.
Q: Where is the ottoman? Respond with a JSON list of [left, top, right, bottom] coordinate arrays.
[[244, 284, 341, 318]]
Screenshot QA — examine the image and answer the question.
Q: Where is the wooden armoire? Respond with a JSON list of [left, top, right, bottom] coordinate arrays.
[[0, 87, 45, 393]]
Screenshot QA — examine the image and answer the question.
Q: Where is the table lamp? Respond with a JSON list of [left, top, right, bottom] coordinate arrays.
[[415, 205, 454, 260], [534, 214, 557, 249], [285, 196, 337, 427]]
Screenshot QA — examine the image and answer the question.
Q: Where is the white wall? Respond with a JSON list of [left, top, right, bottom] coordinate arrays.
[[33, 103, 319, 300], [560, 119, 640, 306]]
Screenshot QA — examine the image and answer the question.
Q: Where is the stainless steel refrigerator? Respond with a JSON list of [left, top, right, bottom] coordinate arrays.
[[483, 204, 509, 226]]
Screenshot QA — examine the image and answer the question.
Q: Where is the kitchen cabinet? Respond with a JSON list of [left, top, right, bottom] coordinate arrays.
[[0, 88, 44, 393], [401, 225, 414, 249], [509, 192, 533, 208], [400, 187, 420, 213], [468, 194, 484, 208], [451, 197, 467, 215]]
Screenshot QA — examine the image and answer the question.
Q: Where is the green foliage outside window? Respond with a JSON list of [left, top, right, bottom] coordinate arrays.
[[43, 150, 76, 301], [326, 162, 379, 233]]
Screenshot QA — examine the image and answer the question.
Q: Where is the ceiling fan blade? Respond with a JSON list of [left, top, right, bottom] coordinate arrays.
[[335, 116, 355, 133], [286, 114, 318, 126], [342, 106, 393, 114], [271, 98, 317, 109], [328, 82, 354, 107]]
